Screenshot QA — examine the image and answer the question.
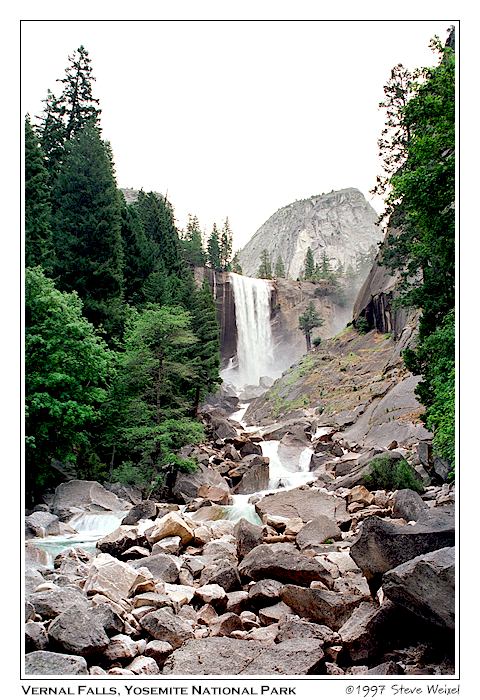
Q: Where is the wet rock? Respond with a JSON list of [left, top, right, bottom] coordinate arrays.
[[25, 511, 60, 538], [25, 650, 88, 675], [25, 622, 49, 651], [382, 547, 455, 630], [248, 579, 283, 608], [239, 543, 335, 587], [392, 489, 429, 522], [350, 509, 455, 591], [296, 516, 342, 549], [255, 487, 350, 527], [130, 554, 180, 584], [238, 440, 263, 458], [146, 512, 195, 547], [52, 480, 128, 519], [234, 518, 264, 560], [140, 607, 194, 649], [28, 588, 88, 619], [122, 500, 157, 525], [48, 603, 110, 656], [280, 585, 366, 630], [233, 462, 269, 494]]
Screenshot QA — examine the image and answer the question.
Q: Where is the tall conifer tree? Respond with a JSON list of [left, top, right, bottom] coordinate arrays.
[[25, 116, 53, 270]]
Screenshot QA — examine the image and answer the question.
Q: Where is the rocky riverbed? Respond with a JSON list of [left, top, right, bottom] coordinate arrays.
[[24, 402, 455, 677]]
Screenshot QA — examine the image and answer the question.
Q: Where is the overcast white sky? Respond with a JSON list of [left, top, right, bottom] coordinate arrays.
[[21, 20, 454, 251]]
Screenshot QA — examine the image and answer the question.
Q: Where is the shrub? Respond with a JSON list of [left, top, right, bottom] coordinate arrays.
[[313, 336, 322, 348], [363, 455, 424, 493], [355, 316, 370, 334]]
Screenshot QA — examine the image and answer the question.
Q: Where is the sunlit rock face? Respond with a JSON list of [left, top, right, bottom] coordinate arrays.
[[238, 188, 381, 280]]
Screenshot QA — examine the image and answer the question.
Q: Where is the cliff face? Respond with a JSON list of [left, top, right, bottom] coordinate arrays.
[[194, 268, 237, 368], [238, 188, 382, 279]]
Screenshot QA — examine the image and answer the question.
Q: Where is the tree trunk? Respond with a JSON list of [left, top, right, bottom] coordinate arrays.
[[305, 331, 311, 351]]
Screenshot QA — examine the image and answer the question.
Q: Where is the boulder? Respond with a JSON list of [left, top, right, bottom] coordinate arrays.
[[238, 440, 263, 458], [189, 505, 226, 522], [199, 560, 241, 592], [130, 554, 180, 584], [233, 462, 269, 494], [139, 607, 194, 649], [382, 547, 455, 630], [103, 634, 141, 661], [392, 489, 429, 522], [238, 543, 335, 587], [348, 485, 375, 506], [144, 640, 174, 668], [173, 464, 231, 504], [276, 619, 340, 646], [248, 579, 283, 608], [258, 601, 293, 625], [103, 482, 143, 505], [25, 568, 45, 595], [48, 603, 110, 656], [84, 553, 145, 602], [25, 622, 49, 651], [125, 656, 160, 675], [296, 516, 342, 550], [25, 651, 88, 675], [255, 487, 350, 526], [226, 591, 250, 614], [433, 456, 451, 483], [96, 525, 146, 557], [338, 600, 401, 662], [52, 480, 128, 519], [234, 518, 264, 560], [152, 537, 182, 556], [122, 500, 157, 525], [162, 637, 325, 675], [366, 662, 405, 675], [349, 509, 455, 591], [194, 584, 228, 609], [280, 585, 367, 630], [197, 483, 230, 504], [146, 511, 195, 546], [28, 588, 88, 619], [25, 511, 60, 538], [209, 612, 245, 637]]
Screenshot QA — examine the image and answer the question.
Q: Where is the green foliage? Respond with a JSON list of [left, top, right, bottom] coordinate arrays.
[[220, 218, 233, 271], [181, 214, 206, 267], [312, 336, 322, 348], [25, 116, 53, 271], [207, 224, 221, 270], [303, 247, 316, 280], [52, 124, 125, 341], [190, 278, 221, 410], [120, 198, 155, 306], [363, 455, 424, 493], [274, 256, 286, 278], [257, 249, 273, 279], [376, 36, 455, 468], [298, 302, 323, 351], [355, 316, 370, 334], [25, 267, 114, 498], [231, 252, 243, 274]]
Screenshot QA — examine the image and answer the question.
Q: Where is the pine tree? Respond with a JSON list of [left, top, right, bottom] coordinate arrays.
[[231, 252, 243, 274], [37, 90, 67, 182], [220, 217, 233, 271], [274, 256, 286, 278], [182, 214, 206, 266], [120, 197, 155, 305], [257, 249, 272, 279], [191, 278, 221, 413], [303, 247, 315, 281], [52, 124, 124, 340], [136, 192, 181, 275], [25, 116, 53, 270], [299, 302, 323, 351], [207, 224, 221, 270]]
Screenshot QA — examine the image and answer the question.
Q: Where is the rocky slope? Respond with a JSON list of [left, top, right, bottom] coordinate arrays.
[[238, 188, 382, 280]]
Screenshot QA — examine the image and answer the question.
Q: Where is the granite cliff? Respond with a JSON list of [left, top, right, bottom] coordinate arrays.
[[238, 188, 382, 280]]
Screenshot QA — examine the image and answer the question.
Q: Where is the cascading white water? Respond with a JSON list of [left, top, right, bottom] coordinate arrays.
[[221, 273, 275, 391], [262, 440, 315, 490]]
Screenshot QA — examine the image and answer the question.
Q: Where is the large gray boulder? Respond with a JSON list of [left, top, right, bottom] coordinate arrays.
[[238, 543, 335, 587], [52, 480, 129, 519], [48, 603, 110, 656], [25, 650, 88, 675], [173, 464, 231, 504], [233, 462, 269, 494], [25, 511, 60, 538], [296, 516, 342, 549], [96, 525, 146, 557], [122, 500, 157, 525], [255, 487, 350, 526], [338, 600, 401, 662], [350, 509, 455, 591], [392, 489, 429, 522], [139, 608, 194, 649], [130, 554, 180, 583], [28, 588, 88, 619], [382, 547, 455, 630], [280, 585, 368, 630], [234, 518, 264, 560], [163, 637, 325, 675]]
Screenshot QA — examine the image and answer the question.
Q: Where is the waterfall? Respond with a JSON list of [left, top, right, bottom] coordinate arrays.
[[221, 273, 274, 390]]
